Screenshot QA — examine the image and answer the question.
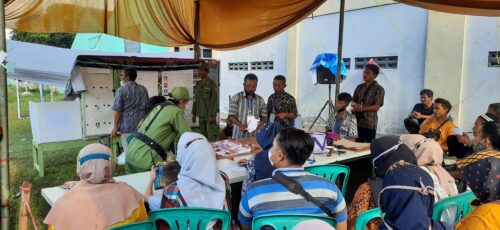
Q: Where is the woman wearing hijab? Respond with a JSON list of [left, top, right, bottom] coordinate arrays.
[[379, 161, 452, 230], [455, 157, 500, 229], [241, 123, 284, 194], [347, 136, 418, 230], [44, 144, 147, 230], [400, 134, 458, 224], [160, 132, 237, 229]]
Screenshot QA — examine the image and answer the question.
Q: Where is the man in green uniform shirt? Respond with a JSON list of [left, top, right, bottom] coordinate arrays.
[[125, 87, 192, 174], [192, 63, 219, 141]]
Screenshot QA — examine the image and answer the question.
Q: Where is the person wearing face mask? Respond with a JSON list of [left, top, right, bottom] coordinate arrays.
[[228, 73, 267, 139], [379, 162, 452, 230], [111, 68, 149, 165], [447, 113, 498, 159], [240, 122, 284, 195], [327, 92, 358, 141], [347, 136, 417, 230], [238, 128, 348, 230], [455, 121, 500, 170], [125, 87, 192, 174]]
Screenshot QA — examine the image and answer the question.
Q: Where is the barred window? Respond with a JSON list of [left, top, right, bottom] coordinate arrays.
[[250, 61, 274, 70], [488, 51, 500, 67], [355, 56, 398, 69], [202, 49, 212, 58], [228, 62, 248, 71], [343, 58, 351, 69]]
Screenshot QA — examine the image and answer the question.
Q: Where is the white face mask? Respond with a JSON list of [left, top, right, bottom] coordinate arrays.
[[120, 80, 125, 86], [268, 149, 277, 167], [180, 101, 188, 111]]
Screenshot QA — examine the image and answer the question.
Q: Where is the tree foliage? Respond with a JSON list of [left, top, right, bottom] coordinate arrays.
[[10, 31, 76, 48]]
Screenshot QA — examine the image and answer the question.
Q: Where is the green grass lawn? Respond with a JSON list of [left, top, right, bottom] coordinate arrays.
[[6, 85, 125, 229]]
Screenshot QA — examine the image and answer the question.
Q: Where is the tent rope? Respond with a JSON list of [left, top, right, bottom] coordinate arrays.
[[373, 0, 403, 35], [21, 185, 39, 230]]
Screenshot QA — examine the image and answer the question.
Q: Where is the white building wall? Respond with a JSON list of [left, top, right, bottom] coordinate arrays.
[[218, 34, 288, 118], [460, 17, 500, 131], [296, 4, 428, 134]]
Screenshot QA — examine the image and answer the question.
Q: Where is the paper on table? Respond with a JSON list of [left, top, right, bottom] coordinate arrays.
[[222, 165, 247, 172], [247, 116, 259, 133]]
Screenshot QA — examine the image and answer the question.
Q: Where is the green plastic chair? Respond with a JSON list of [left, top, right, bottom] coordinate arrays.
[[148, 207, 231, 230], [432, 191, 476, 223], [304, 164, 350, 195], [107, 221, 155, 230], [252, 214, 336, 230], [354, 208, 381, 230]]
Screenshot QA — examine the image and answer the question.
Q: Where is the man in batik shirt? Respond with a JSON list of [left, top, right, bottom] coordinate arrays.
[[327, 92, 358, 141], [267, 75, 298, 127], [111, 68, 149, 164]]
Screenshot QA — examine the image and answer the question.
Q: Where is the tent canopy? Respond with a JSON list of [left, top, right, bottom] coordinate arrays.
[[7, 40, 194, 86], [395, 0, 500, 16], [5, 0, 325, 50]]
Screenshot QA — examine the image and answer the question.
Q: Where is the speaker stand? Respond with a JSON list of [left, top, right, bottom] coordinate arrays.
[[308, 84, 336, 132]]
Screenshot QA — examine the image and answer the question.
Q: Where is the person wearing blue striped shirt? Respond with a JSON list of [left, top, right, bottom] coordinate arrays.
[[238, 128, 348, 230]]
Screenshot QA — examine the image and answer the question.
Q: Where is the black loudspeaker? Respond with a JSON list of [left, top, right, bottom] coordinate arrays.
[[316, 65, 336, 84]]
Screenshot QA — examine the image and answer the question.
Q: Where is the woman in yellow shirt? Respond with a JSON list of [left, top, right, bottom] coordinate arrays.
[[456, 121, 500, 230], [419, 98, 457, 151], [44, 144, 147, 230]]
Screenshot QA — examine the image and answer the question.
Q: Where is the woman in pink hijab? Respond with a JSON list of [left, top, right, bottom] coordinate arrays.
[[400, 134, 458, 225], [44, 143, 147, 230]]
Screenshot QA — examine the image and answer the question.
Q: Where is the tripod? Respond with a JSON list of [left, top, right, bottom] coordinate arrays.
[[308, 84, 335, 132]]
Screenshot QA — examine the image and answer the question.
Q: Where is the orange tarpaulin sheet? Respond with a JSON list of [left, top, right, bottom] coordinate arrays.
[[5, 0, 325, 50], [395, 0, 500, 16]]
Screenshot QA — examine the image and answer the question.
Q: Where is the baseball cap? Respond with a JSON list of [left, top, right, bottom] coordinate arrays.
[[170, 87, 192, 100]]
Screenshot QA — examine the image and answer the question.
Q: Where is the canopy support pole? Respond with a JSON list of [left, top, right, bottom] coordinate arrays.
[[194, 0, 201, 59], [39, 84, 44, 102], [0, 0, 11, 228], [16, 80, 20, 119], [334, 0, 345, 106]]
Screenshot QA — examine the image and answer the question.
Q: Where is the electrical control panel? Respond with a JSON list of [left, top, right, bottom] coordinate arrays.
[[81, 67, 115, 137], [136, 71, 160, 96]]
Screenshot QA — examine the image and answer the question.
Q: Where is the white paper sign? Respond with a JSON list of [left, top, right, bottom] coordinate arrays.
[[247, 116, 259, 133]]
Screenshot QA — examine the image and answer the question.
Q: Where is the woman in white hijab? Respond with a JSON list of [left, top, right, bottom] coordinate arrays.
[[44, 143, 147, 230], [161, 132, 226, 209], [160, 132, 237, 229]]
